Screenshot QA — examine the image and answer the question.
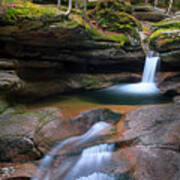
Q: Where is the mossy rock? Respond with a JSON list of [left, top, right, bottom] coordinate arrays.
[[86, 0, 141, 46], [149, 26, 180, 65], [151, 16, 180, 31], [0, 2, 61, 25], [90, 0, 132, 14], [150, 16, 180, 52], [89, 10, 141, 33], [150, 28, 180, 51]]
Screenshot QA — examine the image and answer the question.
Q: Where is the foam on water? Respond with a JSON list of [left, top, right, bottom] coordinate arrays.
[[114, 82, 160, 95], [32, 122, 111, 180], [142, 55, 159, 83], [76, 172, 115, 180], [65, 144, 114, 180], [108, 53, 160, 95]]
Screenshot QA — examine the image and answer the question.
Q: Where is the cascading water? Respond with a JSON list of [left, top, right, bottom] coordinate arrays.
[[65, 144, 114, 180], [32, 122, 112, 180], [142, 53, 159, 83], [108, 52, 160, 95], [77, 50, 170, 105], [76, 172, 115, 180]]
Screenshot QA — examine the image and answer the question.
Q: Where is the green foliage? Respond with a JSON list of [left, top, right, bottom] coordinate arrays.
[[150, 28, 180, 49], [87, 0, 141, 42], [84, 22, 131, 46], [1, 2, 58, 24], [92, 0, 133, 14], [152, 19, 180, 31]]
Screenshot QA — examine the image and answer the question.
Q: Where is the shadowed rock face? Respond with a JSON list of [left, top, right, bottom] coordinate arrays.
[[0, 63, 141, 102], [159, 73, 180, 96]]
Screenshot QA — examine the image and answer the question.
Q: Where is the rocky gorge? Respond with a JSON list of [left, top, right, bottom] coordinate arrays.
[[0, 0, 180, 180]]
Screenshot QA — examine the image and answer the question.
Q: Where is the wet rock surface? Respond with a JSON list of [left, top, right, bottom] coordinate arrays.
[[70, 108, 122, 132], [159, 73, 180, 96], [0, 101, 180, 179]]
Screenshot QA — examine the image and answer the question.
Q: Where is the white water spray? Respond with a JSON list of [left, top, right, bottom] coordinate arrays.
[[111, 52, 160, 95], [33, 122, 111, 180], [142, 54, 159, 83], [76, 172, 115, 180], [65, 144, 114, 180]]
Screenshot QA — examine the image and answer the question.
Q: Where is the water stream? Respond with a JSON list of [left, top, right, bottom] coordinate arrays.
[[76, 52, 171, 105], [142, 53, 159, 83], [33, 122, 112, 180], [65, 144, 114, 180], [76, 172, 115, 180], [33, 52, 170, 180], [116, 52, 160, 95]]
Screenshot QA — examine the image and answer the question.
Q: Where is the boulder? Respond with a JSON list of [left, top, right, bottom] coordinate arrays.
[[159, 73, 180, 96], [0, 98, 75, 162], [118, 103, 180, 180], [70, 108, 122, 132]]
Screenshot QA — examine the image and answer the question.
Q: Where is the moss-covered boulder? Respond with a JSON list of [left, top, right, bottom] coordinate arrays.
[[88, 0, 141, 43], [133, 5, 169, 22], [89, 0, 132, 14], [0, 2, 61, 25], [149, 16, 180, 69]]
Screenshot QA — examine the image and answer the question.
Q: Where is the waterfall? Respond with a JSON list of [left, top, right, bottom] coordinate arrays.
[[76, 172, 115, 180], [108, 52, 160, 95], [142, 53, 159, 83], [65, 144, 114, 180], [32, 122, 111, 180]]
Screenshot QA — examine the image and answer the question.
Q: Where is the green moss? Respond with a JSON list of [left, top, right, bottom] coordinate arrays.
[[150, 28, 180, 42], [1, 2, 59, 24], [91, 0, 132, 14], [152, 20, 180, 31], [84, 22, 130, 46], [149, 28, 180, 49], [87, 0, 141, 43]]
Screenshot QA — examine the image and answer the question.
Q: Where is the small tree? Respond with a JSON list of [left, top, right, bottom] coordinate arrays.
[[75, 0, 78, 8], [154, 0, 158, 7], [167, 0, 174, 14], [65, 0, 73, 16], [145, 0, 149, 4], [57, 0, 61, 8], [83, 0, 88, 19]]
